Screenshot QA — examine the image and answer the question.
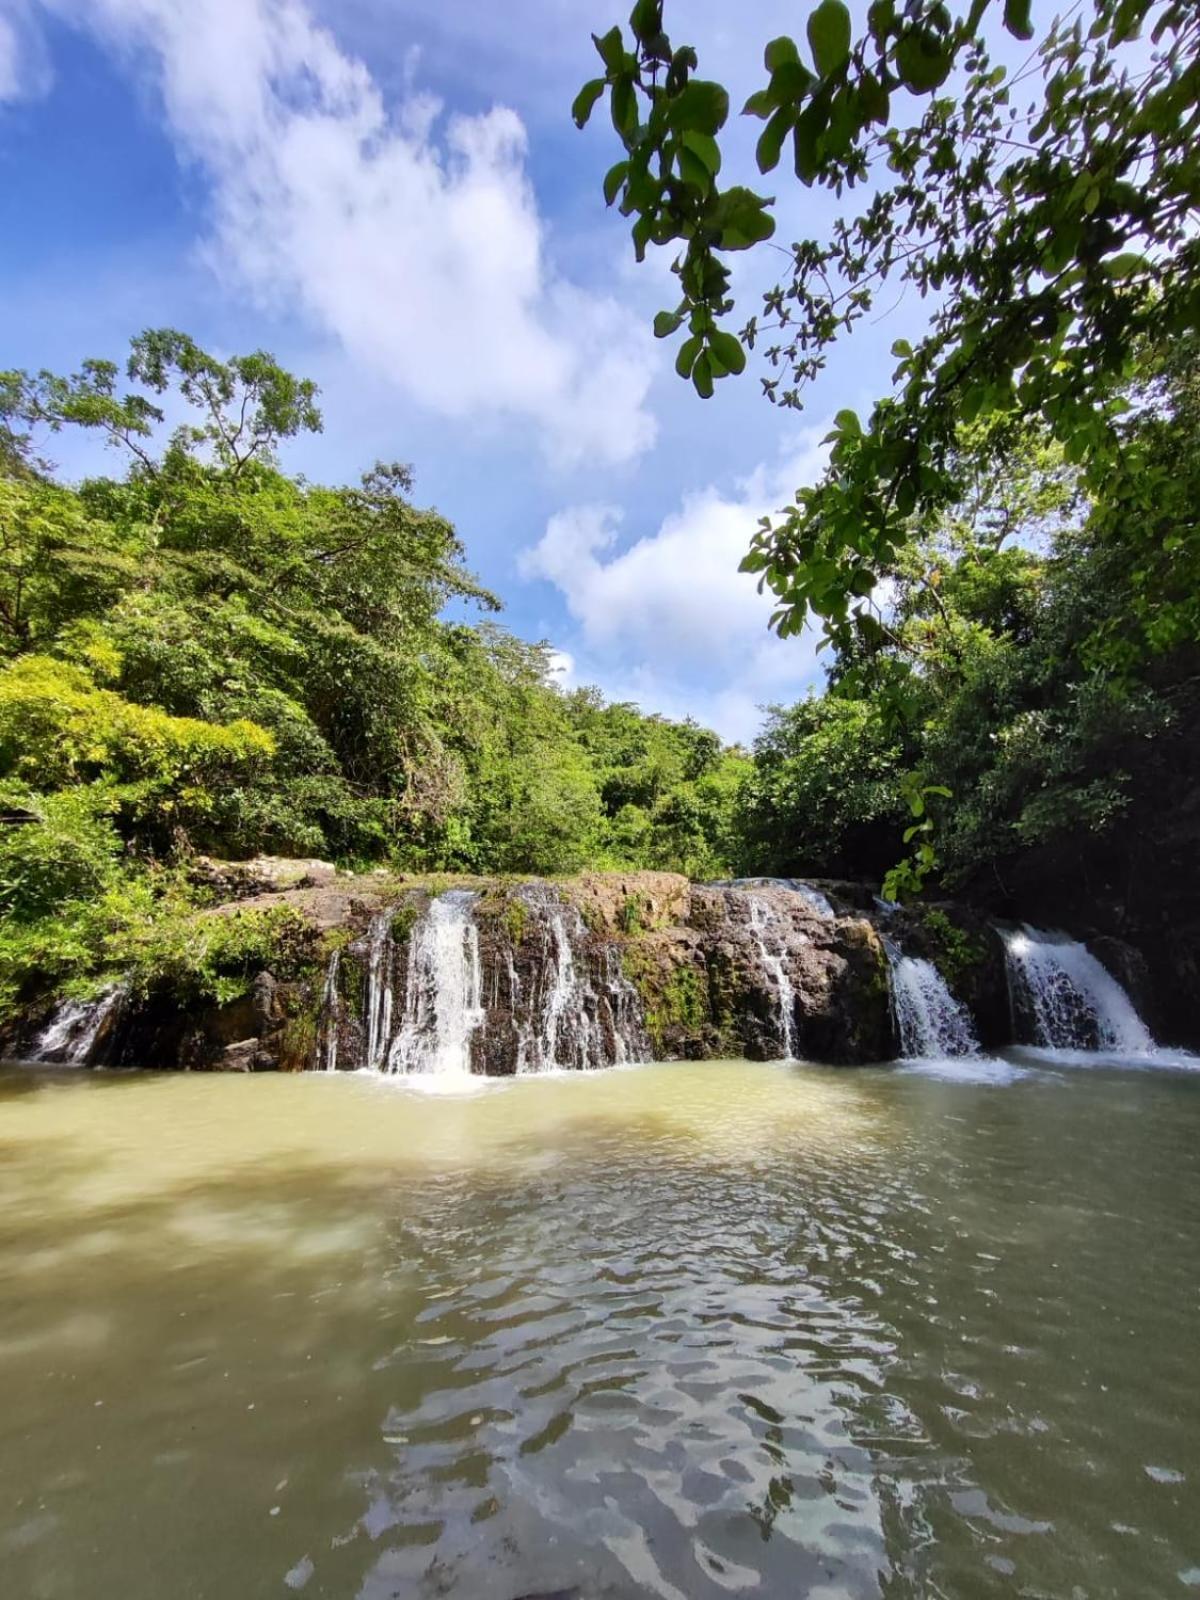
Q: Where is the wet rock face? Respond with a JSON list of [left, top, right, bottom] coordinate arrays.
[[11, 870, 987, 1073], [610, 884, 892, 1066]]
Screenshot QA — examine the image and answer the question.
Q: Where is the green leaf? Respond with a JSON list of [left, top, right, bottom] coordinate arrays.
[[653, 310, 684, 338], [668, 79, 730, 135], [807, 0, 852, 76], [771, 59, 815, 102], [896, 28, 953, 93], [835, 408, 862, 436], [592, 26, 625, 71], [675, 334, 702, 377], [756, 107, 792, 173], [630, 0, 663, 45], [792, 102, 827, 182], [858, 69, 889, 127], [681, 128, 722, 176], [867, 0, 896, 49], [611, 77, 638, 138], [709, 329, 747, 375], [692, 352, 715, 399], [572, 78, 606, 129], [1002, 0, 1034, 41], [1105, 252, 1148, 280], [677, 146, 711, 189], [764, 35, 800, 72], [712, 186, 777, 249], [602, 160, 629, 205], [742, 88, 777, 119]]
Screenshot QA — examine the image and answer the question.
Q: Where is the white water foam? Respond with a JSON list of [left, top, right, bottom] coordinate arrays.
[[886, 945, 980, 1061], [387, 891, 485, 1079], [1001, 925, 1153, 1053]]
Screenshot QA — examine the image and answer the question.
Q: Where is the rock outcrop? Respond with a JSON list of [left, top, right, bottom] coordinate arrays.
[[10, 864, 1166, 1072], [9, 870, 903, 1072]]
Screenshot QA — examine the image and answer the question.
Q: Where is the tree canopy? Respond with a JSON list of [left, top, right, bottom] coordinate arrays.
[[0, 331, 747, 1011], [575, 0, 1200, 656]]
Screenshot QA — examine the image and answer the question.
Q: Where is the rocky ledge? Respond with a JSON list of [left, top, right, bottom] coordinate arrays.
[[9, 866, 908, 1071], [10, 862, 1158, 1071]]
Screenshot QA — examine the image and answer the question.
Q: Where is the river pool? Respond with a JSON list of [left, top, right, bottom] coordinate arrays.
[[1, 1055, 1197, 1598]]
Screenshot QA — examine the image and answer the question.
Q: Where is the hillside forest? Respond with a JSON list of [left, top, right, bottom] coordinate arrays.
[[0, 327, 1196, 1018]]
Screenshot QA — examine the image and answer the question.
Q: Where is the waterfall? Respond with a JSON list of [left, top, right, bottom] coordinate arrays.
[[321, 886, 650, 1078], [32, 986, 124, 1065], [1000, 925, 1153, 1052], [318, 948, 341, 1072], [885, 944, 980, 1059], [602, 946, 651, 1065], [386, 891, 485, 1078], [363, 909, 396, 1070], [513, 887, 650, 1073], [745, 893, 799, 1059], [715, 877, 835, 917]]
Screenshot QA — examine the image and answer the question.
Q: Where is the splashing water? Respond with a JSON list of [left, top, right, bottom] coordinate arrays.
[[885, 944, 980, 1060], [745, 893, 799, 1059], [514, 889, 650, 1072], [714, 877, 836, 917], [387, 892, 485, 1078], [1001, 924, 1153, 1053], [318, 948, 341, 1072], [32, 987, 124, 1065], [363, 909, 396, 1070]]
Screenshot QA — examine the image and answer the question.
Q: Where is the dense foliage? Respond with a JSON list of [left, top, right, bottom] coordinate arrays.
[[577, 0, 1199, 660], [3, 319, 1195, 1021], [738, 342, 1200, 912], [0, 333, 746, 1013]]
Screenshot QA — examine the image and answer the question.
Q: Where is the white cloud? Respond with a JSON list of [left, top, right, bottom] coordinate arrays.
[[36, 0, 657, 466], [524, 431, 831, 743], [0, 1, 50, 99], [544, 647, 574, 685]]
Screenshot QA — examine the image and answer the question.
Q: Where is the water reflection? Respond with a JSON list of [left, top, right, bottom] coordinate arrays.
[[0, 1061, 1197, 1599]]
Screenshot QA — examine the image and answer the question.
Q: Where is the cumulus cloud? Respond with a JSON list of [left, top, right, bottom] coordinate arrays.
[[33, 0, 656, 465], [544, 648, 575, 686], [523, 431, 832, 743], [0, 1, 51, 100]]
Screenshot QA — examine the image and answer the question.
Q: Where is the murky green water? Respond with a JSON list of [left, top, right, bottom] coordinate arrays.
[[1, 1057, 1198, 1599]]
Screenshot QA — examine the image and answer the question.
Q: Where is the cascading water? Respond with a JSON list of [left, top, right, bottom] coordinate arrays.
[[885, 943, 980, 1059], [715, 877, 835, 917], [602, 946, 650, 1065], [363, 909, 396, 1070], [32, 986, 124, 1065], [745, 893, 799, 1059], [513, 888, 651, 1072], [386, 891, 485, 1078], [317, 948, 341, 1073], [1000, 925, 1153, 1052]]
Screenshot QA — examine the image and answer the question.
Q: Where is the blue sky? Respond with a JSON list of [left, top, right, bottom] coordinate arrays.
[[0, 0, 929, 741]]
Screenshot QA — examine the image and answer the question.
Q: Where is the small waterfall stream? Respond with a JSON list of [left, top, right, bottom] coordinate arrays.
[[387, 891, 485, 1078], [33, 987, 124, 1065], [513, 888, 651, 1072], [745, 893, 799, 1059], [326, 886, 650, 1077], [363, 909, 396, 1070], [318, 948, 341, 1073], [1000, 925, 1153, 1052], [715, 877, 835, 917], [885, 944, 980, 1060]]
